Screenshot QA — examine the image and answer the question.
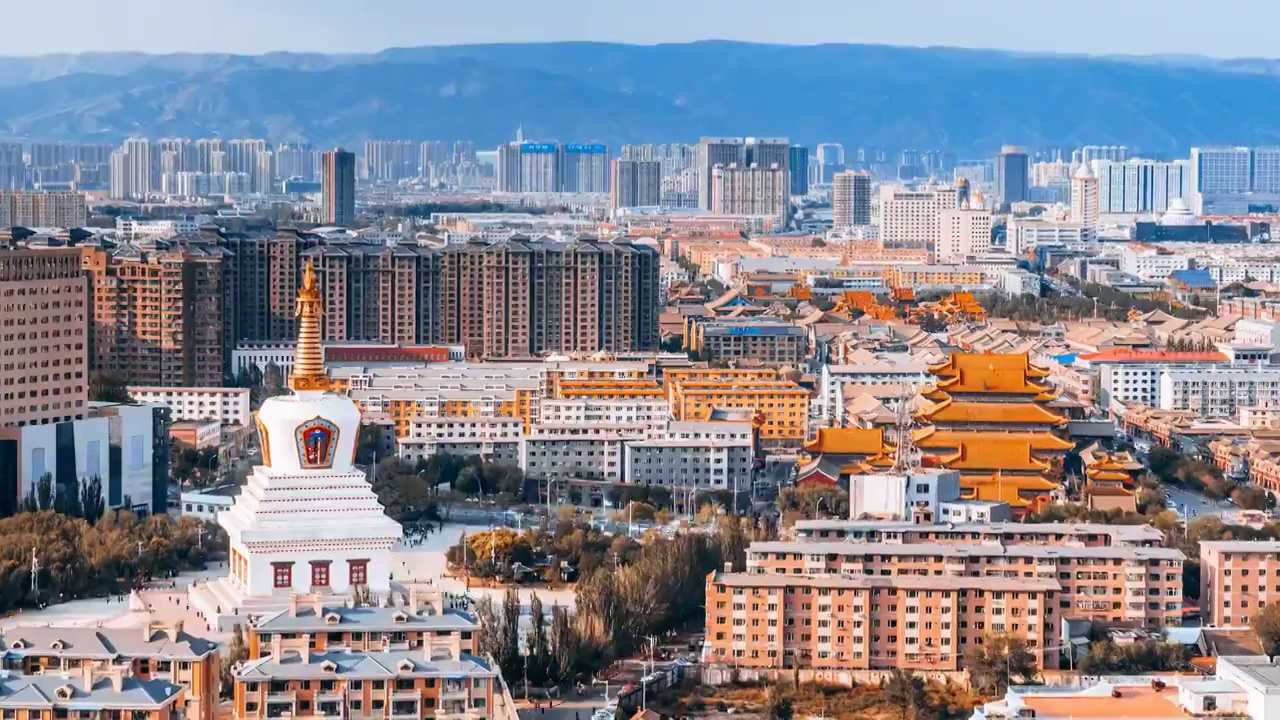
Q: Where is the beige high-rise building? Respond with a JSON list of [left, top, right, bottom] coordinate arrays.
[[305, 244, 440, 345], [936, 205, 994, 263], [0, 248, 88, 427], [1071, 162, 1100, 240], [878, 183, 960, 257], [83, 243, 226, 387], [710, 163, 788, 222], [0, 191, 87, 228], [439, 235, 660, 359]]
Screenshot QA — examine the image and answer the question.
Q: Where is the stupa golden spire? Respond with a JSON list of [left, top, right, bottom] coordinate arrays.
[[290, 260, 331, 392]]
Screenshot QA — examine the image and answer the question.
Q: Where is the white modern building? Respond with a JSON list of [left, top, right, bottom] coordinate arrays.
[[520, 424, 648, 483], [180, 483, 240, 522], [1119, 246, 1191, 281], [128, 386, 251, 426], [232, 342, 297, 377], [1094, 158, 1189, 215], [536, 398, 670, 432], [1236, 319, 1280, 352], [1069, 162, 1099, 238], [624, 421, 753, 491], [878, 183, 959, 254], [1006, 218, 1089, 255], [396, 416, 522, 465], [1159, 366, 1280, 418], [847, 468, 964, 521], [935, 206, 993, 263], [820, 360, 930, 420], [1, 401, 162, 515]]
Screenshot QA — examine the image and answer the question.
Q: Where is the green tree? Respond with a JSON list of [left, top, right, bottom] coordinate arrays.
[[79, 476, 105, 523], [764, 685, 794, 720], [964, 633, 1038, 695], [89, 374, 130, 403], [355, 423, 386, 466], [527, 592, 551, 685], [220, 624, 249, 694], [261, 361, 286, 399], [1253, 602, 1280, 656], [1233, 485, 1270, 511], [884, 669, 927, 720]]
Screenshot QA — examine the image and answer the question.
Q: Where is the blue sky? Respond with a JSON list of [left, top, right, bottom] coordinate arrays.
[[7, 0, 1275, 57]]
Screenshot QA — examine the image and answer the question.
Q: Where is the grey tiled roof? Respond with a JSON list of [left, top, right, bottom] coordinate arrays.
[[0, 671, 182, 709], [0, 627, 217, 661], [252, 606, 478, 634], [236, 651, 495, 681]]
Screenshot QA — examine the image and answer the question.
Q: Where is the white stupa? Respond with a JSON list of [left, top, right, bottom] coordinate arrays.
[[1160, 197, 1199, 226], [191, 262, 402, 629]]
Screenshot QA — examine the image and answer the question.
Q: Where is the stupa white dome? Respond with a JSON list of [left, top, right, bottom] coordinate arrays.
[[1161, 198, 1198, 226]]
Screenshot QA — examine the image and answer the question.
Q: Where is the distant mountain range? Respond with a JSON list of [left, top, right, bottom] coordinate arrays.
[[3, 41, 1280, 156]]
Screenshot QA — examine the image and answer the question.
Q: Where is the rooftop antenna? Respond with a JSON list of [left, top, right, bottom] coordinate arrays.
[[892, 385, 919, 473]]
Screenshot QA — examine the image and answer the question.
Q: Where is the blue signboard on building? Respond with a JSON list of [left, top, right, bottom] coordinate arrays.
[[563, 143, 608, 154], [520, 143, 557, 153]]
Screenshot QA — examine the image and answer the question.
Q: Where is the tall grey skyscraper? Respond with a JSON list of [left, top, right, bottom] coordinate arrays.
[[1073, 145, 1130, 165], [0, 144, 22, 190], [1189, 146, 1280, 215], [833, 170, 871, 228], [611, 159, 661, 210], [195, 139, 224, 174], [122, 138, 153, 199], [994, 145, 1030, 210], [1095, 159, 1189, 214], [559, 144, 609, 193], [788, 145, 809, 196], [496, 143, 522, 193], [227, 139, 267, 175], [711, 163, 788, 222], [276, 142, 318, 181], [696, 138, 747, 210], [362, 140, 417, 182], [322, 148, 356, 226]]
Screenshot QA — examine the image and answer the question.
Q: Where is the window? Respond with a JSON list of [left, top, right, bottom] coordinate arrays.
[[349, 560, 368, 585], [311, 561, 331, 587], [272, 562, 293, 588]]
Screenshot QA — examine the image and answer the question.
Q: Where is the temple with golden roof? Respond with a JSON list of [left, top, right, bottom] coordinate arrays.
[[796, 427, 896, 487], [913, 352, 1072, 512]]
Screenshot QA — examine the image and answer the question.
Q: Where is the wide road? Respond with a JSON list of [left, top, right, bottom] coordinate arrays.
[[1162, 483, 1234, 520]]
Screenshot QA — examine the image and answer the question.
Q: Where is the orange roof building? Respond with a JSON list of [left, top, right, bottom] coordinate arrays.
[[795, 427, 896, 486], [914, 353, 1071, 512]]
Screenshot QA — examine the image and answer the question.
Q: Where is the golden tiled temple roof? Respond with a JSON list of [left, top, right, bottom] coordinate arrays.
[[928, 352, 1053, 394], [912, 427, 1075, 451], [802, 427, 896, 456], [940, 440, 1052, 472], [916, 398, 1067, 426]]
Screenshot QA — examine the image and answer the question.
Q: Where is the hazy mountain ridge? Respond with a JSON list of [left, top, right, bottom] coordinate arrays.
[[1, 41, 1279, 155]]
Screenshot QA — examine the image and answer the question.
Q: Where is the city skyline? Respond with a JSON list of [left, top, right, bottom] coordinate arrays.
[[3, 0, 1279, 57]]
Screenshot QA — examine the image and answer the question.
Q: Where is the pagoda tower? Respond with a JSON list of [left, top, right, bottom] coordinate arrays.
[[913, 352, 1072, 513], [190, 261, 402, 629]]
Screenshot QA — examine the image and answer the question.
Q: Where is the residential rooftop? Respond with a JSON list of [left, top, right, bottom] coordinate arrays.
[[0, 623, 216, 661], [747, 540, 1185, 562], [252, 605, 478, 635], [235, 650, 495, 681], [711, 572, 1060, 592]]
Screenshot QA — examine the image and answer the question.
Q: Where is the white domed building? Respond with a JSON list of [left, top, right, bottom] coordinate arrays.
[[1160, 197, 1200, 226], [191, 263, 402, 628]]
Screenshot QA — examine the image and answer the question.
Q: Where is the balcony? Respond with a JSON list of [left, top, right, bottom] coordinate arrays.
[[441, 683, 469, 699]]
